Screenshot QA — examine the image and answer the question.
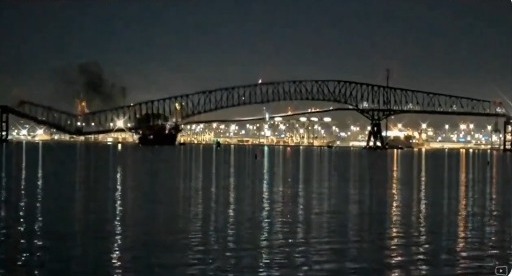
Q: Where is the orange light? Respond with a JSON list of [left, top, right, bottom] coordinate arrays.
[[77, 99, 89, 115]]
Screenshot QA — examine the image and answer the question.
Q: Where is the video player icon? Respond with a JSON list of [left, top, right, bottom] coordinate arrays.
[[495, 266, 509, 276]]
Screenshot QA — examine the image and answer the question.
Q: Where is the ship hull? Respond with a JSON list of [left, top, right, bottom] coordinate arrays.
[[137, 125, 181, 146]]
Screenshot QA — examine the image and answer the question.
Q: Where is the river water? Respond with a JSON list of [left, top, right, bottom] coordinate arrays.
[[0, 142, 511, 275]]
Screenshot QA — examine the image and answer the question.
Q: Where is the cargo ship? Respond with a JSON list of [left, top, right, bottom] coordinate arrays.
[[138, 124, 182, 146]]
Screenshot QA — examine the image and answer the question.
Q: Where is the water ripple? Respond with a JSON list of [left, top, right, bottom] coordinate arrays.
[[0, 145, 511, 275]]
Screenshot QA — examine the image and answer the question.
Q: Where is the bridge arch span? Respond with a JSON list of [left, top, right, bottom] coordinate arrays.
[[8, 79, 506, 144], [83, 79, 497, 124]]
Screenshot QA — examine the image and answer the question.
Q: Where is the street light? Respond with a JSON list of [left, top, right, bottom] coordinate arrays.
[[421, 123, 427, 129], [445, 124, 449, 130]]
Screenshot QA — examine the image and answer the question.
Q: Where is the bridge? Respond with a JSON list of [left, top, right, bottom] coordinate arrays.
[[1, 79, 511, 149]]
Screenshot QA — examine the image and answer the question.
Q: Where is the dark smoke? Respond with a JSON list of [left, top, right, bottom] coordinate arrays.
[[54, 61, 127, 112]]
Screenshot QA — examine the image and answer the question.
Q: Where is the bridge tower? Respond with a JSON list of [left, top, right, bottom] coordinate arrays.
[[363, 109, 393, 149], [366, 120, 385, 148], [0, 106, 9, 143]]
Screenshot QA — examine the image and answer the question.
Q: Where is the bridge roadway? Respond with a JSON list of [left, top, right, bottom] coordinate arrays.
[[0, 79, 510, 148]]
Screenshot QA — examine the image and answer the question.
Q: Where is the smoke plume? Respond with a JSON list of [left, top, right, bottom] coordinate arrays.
[[55, 61, 127, 112]]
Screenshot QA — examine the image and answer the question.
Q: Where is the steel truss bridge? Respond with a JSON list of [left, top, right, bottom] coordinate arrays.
[[0, 79, 510, 149]]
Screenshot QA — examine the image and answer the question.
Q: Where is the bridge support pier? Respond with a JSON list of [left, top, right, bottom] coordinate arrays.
[[0, 108, 8, 143], [365, 121, 385, 149], [503, 119, 512, 152]]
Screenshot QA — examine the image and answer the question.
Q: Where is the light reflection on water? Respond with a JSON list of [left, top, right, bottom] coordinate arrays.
[[111, 164, 123, 275], [17, 142, 27, 266], [0, 143, 511, 275], [260, 145, 271, 274], [33, 142, 44, 275]]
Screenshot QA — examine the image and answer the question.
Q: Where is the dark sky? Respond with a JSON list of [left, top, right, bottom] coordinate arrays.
[[0, 1, 511, 114]]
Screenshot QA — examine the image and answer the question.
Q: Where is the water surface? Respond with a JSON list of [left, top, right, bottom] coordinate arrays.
[[0, 142, 511, 275]]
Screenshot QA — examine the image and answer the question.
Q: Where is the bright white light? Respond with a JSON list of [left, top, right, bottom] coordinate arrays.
[[460, 124, 467, 130], [274, 117, 283, 122], [421, 123, 427, 129], [384, 130, 406, 138], [299, 129, 304, 134], [310, 117, 318, 122], [397, 123, 403, 129], [91, 122, 95, 126], [20, 129, 28, 136], [445, 124, 449, 130], [230, 124, 236, 131], [35, 128, 44, 135], [299, 117, 307, 122], [258, 79, 262, 84], [265, 112, 269, 121], [487, 125, 492, 131], [116, 119, 125, 128], [77, 122, 81, 126], [469, 123, 474, 129], [323, 117, 332, 122]]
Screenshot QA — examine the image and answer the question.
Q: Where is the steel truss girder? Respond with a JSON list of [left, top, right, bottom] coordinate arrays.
[[9, 80, 505, 135]]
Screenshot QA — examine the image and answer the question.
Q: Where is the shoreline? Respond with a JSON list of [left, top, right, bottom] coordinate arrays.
[[4, 139, 503, 151]]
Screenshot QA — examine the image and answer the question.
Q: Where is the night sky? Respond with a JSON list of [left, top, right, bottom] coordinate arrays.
[[0, 1, 510, 118]]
